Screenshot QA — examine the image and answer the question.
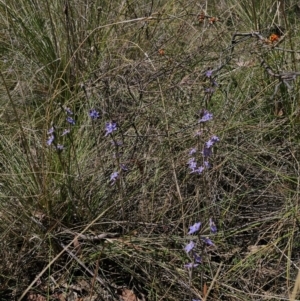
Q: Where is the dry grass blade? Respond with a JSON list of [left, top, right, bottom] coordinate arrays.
[[290, 269, 300, 301], [17, 205, 114, 301]]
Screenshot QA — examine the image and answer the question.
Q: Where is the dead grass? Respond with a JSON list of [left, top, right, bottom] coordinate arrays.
[[1, 0, 300, 300]]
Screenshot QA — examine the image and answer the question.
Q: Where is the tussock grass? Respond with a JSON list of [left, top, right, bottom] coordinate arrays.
[[1, 0, 300, 300]]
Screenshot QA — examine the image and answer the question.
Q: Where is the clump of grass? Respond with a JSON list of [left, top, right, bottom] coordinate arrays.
[[1, 0, 300, 300]]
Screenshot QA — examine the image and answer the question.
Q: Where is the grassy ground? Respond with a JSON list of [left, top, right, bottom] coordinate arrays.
[[1, 0, 300, 300]]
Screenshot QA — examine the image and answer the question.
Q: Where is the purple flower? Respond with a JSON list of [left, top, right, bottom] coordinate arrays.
[[194, 254, 201, 263], [188, 158, 197, 172], [56, 144, 64, 150], [205, 70, 213, 78], [209, 218, 217, 233], [211, 135, 220, 143], [205, 135, 219, 149], [192, 299, 201, 301], [110, 171, 119, 185], [47, 134, 55, 146], [198, 110, 213, 123], [204, 161, 211, 168], [189, 148, 197, 155], [61, 129, 70, 136], [120, 164, 128, 172], [188, 157, 196, 164], [89, 109, 100, 120], [195, 166, 204, 174], [65, 107, 73, 115], [202, 147, 212, 158], [48, 127, 55, 134], [206, 139, 214, 148], [184, 263, 199, 269], [188, 222, 201, 235], [105, 122, 117, 136], [66, 116, 75, 125], [184, 241, 195, 253], [202, 237, 214, 246]]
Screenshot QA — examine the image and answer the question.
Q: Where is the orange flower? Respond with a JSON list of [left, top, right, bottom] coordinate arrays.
[[269, 33, 279, 43], [198, 11, 205, 23], [158, 49, 165, 56], [208, 17, 218, 24]]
